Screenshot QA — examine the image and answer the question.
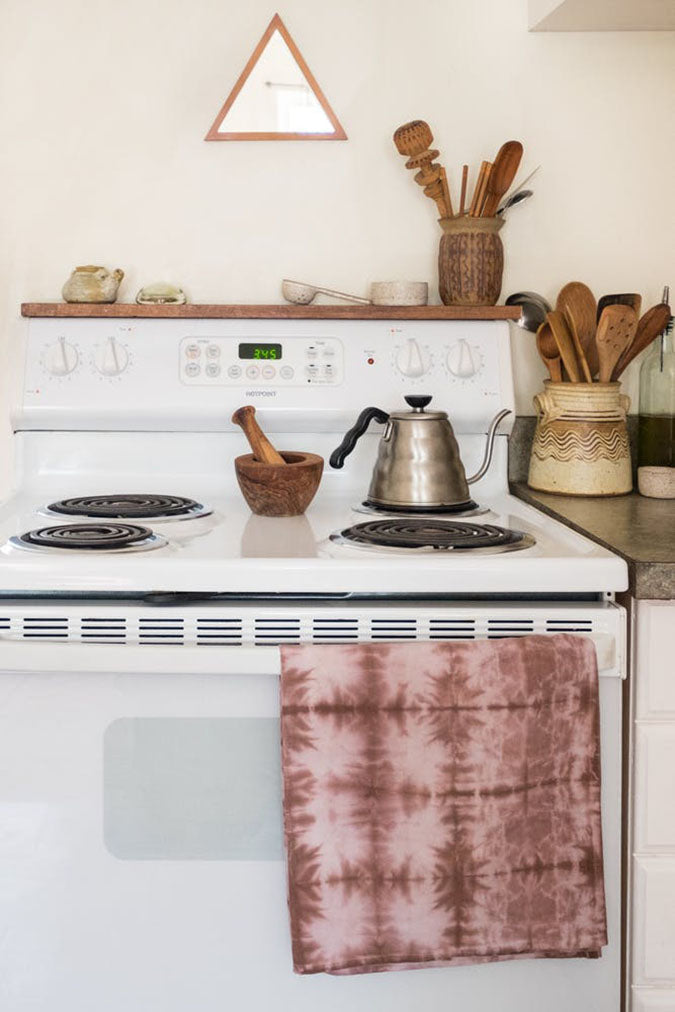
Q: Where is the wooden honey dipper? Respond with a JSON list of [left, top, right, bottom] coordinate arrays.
[[393, 120, 453, 219]]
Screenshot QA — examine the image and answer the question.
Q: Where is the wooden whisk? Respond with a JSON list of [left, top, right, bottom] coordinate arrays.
[[393, 120, 453, 219]]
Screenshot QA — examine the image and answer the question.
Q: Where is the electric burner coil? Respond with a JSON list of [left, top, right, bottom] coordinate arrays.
[[45, 494, 205, 520], [17, 523, 159, 552], [331, 519, 535, 554]]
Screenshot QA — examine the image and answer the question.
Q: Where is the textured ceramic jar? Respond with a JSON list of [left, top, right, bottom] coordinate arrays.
[[438, 216, 504, 306], [528, 381, 632, 496], [62, 265, 124, 303]]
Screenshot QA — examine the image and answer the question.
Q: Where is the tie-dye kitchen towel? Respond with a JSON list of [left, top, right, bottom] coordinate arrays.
[[280, 635, 606, 975]]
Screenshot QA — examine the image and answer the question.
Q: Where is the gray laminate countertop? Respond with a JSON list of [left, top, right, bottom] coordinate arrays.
[[511, 483, 675, 600]]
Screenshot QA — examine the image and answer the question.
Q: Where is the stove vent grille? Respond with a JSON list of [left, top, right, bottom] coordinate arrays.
[[0, 606, 618, 668]]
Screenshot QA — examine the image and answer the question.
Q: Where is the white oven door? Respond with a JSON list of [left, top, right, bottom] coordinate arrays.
[[0, 612, 623, 1012]]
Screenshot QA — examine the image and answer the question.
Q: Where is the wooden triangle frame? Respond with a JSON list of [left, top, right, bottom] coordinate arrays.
[[205, 13, 347, 141]]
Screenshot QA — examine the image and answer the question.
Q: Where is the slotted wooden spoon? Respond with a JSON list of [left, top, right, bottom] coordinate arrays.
[[536, 320, 563, 382], [481, 141, 523, 217], [611, 302, 671, 379], [556, 282, 598, 378], [547, 311, 582, 383], [595, 305, 638, 383]]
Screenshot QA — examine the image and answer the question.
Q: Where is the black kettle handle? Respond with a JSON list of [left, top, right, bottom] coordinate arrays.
[[329, 407, 390, 469]]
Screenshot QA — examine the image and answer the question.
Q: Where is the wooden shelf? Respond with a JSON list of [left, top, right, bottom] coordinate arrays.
[[21, 303, 521, 321]]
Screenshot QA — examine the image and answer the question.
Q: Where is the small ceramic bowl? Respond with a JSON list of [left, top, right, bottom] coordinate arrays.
[[637, 466, 675, 499], [369, 281, 428, 306]]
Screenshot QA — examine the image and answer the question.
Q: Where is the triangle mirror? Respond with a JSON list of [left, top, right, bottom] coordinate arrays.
[[205, 14, 347, 141]]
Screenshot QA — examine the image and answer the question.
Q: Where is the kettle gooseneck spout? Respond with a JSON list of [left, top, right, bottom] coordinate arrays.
[[467, 409, 512, 485]]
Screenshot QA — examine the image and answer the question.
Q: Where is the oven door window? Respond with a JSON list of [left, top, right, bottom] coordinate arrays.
[[103, 718, 283, 860]]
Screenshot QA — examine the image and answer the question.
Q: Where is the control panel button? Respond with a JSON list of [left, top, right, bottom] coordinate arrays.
[[45, 337, 79, 376], [305, 363, 319, 378], [206, 363, 221, 378], [227, 364, 242, 379], [206, 344, 221, 359], [262, 364, 276, 379], [186, 343, 201, 360], [322, 346, 335, 357], [323, 363, 334, 377], [306, 347, 318, 359], [246, 364, 260, 380], [280, 365, 294, 380], [185, 362, 200, 378]]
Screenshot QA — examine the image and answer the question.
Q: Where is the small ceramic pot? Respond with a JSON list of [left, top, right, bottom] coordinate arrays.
[[62, 265, 124, 304], [438, 216, 504, 306], [528, 381, 632, 496]]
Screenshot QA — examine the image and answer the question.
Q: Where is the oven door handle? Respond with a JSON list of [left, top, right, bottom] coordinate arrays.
[[0, 634, 623, 678]]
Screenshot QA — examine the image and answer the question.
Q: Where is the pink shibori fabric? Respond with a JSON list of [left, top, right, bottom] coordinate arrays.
[[280, 635, 607, 975]]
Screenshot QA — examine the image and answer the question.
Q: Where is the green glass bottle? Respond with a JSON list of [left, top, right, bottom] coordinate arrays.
[[637, 319, 675, 469]]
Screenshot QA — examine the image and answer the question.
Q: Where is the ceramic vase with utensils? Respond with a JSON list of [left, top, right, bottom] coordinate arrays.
[[438, 216, 504, 306], [528, 382, 632, 496]]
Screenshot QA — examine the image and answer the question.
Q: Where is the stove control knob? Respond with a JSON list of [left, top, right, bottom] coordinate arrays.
[[45, 337, 79, 376], [395, 338, 431, 378], [95, 336, 129, 376], [446, 340, 481, 378]]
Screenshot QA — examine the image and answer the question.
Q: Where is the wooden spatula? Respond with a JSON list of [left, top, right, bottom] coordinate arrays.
[[597, 293, 642, 323], [556, 282, 598, 377], [547, 311, 582, 383], [232, 405, 286, 465], [611, 302, 671, 379], [536, 321, 563, 382], [481, 141, 523, 217], [595, 305, 638, 383], [563, 309, 593, 382]]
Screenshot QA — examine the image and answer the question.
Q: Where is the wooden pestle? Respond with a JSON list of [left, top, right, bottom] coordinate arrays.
[[393, 120, 452, 218], [232, 405, 286, 465]]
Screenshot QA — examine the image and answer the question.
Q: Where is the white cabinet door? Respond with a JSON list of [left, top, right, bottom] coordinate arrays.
[[634, 724, 675, 851], [632, 988, 675, 1011], [633, 857, 675, 985], [635, 603, 675, 719]]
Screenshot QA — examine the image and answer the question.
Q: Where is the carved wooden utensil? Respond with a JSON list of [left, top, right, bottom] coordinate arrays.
[[595, 304, 638, 383], [611, 302, 671, 379], [232, 405, 286, 464], [556, 282, 598, 378], [547, 311, 582, 383], [536, 320, 563, 382], [481, 141, 523, 217], [597, 293, 642, 323], [393, 120, 452, 218]]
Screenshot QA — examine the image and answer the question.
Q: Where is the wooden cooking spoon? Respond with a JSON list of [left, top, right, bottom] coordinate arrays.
[[536, 320, 563, 382], [595, 305, 638, 383], [232, 405, 286, 465], [563, 309, 593, 382], [556, 282, 598, 378], [481, 141, 523, 217], [547, 310, 582, 383], [611, 302, 671, 380]]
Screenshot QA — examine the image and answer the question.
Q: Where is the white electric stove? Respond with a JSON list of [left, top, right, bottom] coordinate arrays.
[[0, 314, 627, 1012]]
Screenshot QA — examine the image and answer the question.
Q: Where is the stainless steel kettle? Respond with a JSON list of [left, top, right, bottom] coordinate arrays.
[[330, 395, 510, 509]]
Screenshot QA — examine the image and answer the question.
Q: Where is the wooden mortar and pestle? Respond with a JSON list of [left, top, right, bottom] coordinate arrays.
[[232, 406, 323, 516]]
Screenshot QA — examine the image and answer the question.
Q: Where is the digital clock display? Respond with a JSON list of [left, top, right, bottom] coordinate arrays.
[[238, 343, 282, 360]]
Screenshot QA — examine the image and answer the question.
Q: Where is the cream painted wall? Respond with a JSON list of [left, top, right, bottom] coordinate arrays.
[[0, 0, 673, 492]]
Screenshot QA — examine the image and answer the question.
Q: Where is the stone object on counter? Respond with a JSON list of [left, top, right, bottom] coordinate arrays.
[[637, 466, 675, 499], [62, 266, 124, 304], [136, 282, 187, 305]]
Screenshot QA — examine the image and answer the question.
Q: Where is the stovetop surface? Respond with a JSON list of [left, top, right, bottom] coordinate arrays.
[[0, 484, 628, 595]]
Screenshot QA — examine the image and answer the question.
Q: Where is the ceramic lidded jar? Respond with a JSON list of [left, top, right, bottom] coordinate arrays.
[[438, 216, 504, 306], [528, 381, 632, 496], [62, 265, 124, 303]]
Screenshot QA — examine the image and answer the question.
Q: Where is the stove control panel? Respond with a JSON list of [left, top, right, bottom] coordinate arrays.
[[179, 336, 344, 387]]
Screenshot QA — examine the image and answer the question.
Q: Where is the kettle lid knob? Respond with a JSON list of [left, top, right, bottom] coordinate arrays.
[[404, 394, 432, 411]]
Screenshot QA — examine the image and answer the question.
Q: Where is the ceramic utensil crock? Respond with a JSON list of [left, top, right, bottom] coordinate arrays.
[[528, 381, 632, 496]]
